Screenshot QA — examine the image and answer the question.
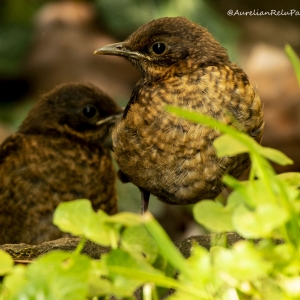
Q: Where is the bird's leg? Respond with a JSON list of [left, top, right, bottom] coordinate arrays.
[[117, 169, 150, 213], [140, 188, 150, 214]]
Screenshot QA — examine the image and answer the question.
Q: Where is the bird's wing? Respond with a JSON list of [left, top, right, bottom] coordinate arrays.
[[0, 133, 23, 165], [123, 78, 144, 118]]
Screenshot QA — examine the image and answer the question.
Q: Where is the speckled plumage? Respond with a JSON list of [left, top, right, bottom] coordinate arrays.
[[95, 17, 264, 208], [0, 83, 122, 244]]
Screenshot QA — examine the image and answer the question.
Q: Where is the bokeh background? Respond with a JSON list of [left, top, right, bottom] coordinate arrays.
[[1, 0, 300, 241]]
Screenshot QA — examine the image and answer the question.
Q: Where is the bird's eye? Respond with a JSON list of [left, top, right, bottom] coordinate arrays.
[[151, 42, 166, 55], [82, 105, 97, 118]]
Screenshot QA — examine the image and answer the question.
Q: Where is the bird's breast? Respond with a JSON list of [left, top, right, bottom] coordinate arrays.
[[112, 65, 263, 204]]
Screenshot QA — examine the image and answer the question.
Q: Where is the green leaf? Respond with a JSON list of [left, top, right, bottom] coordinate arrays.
[[214, 133, 293, 166], [87, 260, 114, 298], [0, 250, 14, 275], [168, 290, 204, 300], [87, 276, 114, 298], [31, 252, 90, 298], [233, 204, 289, 238], [213, 134, 249, 156], [274, 172, 300, 204], [277, 172, 300, 188], [258, 147, 293, 166], [152, 253, 176, 278], [224, 175, 285, 208], [122, 225, 158, 264], [107, 263, 205, 299], [167, 106, 293, 167], [185, 244, 212, 285], [212, 241, 272, 283], [4, 251, 91, 300], [103, 248, 161, 297], [152, 254, 177, 298], [193, 200, 235, 232], [53, 199, 112, 246], [53, 199, 105, 235], [2, 265, 27, 299], [280, 276, 300, 297]]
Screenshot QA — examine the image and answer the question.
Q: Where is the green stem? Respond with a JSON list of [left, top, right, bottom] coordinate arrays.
[[285, 44, 300, 86], [73, 236, 86, 255], [142, 213, 203, 286], [108, 266, 211, 299]]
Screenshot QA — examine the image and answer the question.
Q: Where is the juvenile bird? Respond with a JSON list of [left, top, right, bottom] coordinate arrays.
[[0, 83, 123, 244], [94, 17, 264, 213]]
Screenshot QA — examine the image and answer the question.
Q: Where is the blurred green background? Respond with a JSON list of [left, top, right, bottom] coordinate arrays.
[[0, 0, 239, 127]]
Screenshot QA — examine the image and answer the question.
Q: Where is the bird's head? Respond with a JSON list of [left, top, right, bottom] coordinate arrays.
[[19, 83, 123, 143], [94, 17, 230, 80]]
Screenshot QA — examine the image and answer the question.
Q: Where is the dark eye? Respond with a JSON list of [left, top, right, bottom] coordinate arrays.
[[151, 42, 166, 55], [82, 105, 97, 118]]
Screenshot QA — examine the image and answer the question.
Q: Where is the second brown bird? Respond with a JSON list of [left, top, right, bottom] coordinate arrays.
[[0, 83, 122, 244], [95, 17, 264, 212]]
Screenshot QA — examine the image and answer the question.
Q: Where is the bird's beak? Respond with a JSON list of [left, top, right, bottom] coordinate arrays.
[[94, 42, 149, 60], [96, 111, 123, 126]]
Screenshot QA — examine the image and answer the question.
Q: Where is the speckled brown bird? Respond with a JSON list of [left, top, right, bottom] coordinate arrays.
[[0, 82, 123, 244], [94, 17, 264, 213]]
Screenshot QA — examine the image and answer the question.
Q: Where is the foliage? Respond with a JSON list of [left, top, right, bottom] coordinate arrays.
[[1, 107, 300, 299], [0, 0, 44, 76], [0, 25, 33, 76], [0, 0, 239, 77]]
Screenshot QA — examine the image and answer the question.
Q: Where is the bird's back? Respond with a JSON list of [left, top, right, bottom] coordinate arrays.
[[0, 133, 117, 244]]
